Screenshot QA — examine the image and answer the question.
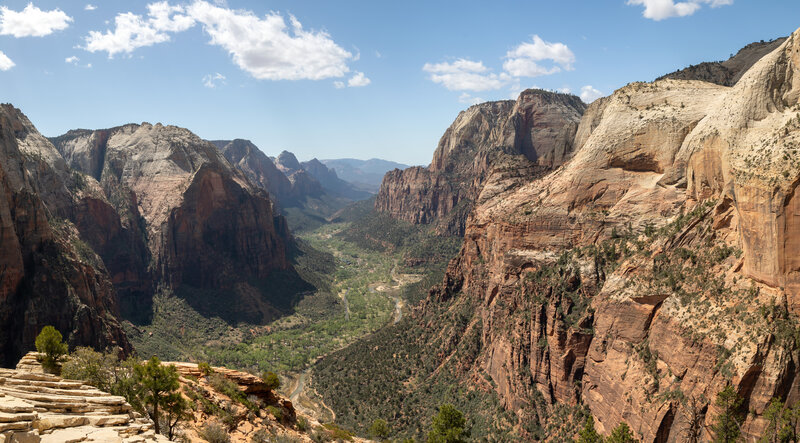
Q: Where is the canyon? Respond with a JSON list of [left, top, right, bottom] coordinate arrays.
[[316, 28, 800, 441]]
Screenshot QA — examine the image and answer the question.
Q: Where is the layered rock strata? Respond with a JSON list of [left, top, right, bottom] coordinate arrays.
[[376, 89, 586, 235], [423, 28, 800, 441], [0, 105, 130, 367], [0, 353, 167, 442]]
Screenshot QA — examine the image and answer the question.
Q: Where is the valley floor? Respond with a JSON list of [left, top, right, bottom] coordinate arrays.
[[125, 220, 421, 398]]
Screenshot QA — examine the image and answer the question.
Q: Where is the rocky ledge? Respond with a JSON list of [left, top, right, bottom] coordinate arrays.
[[0, 354, 167, 442]]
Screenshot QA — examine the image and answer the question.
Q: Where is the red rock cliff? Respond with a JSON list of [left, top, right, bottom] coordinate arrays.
[[0, 105, 130, 367], [423, 28, 800, 441], [376, 89, 586, 236]]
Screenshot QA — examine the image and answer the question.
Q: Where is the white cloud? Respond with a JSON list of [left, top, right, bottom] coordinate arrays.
[[580, 85, 603, 103], [333, 81, 345, 89], [84, 1, 359, 82], [558, 87, 572, 94], [424, 36, 573, 96], [187, 1, 354, 80], [65, 55, 79, 64], [347, 71, 370, 87], [0, 51, 14, 70], [422, 59, 510, 91], [84, 2, 194, 57], [503, 35, 575, 77], [85, 4, 97, 11], [202, 72, 225, 88], [627, 0, 733, 21], [458, 92, 484, 105], [0, 3, 72, 38]]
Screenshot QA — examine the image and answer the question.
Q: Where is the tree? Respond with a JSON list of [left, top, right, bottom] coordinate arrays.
[[760, 398, 800, 443], [262, 371, 281, 391], [160, 392, 191, 441], [606, 422, 639, 443], [681, 396, 706, 443], [427, 404, 469, 443], [369, 418, 391, 440], [712, 385, 743, 443], [577, 416, 602, 443], [35, 326, 68, 373], [109, 357, 145, 413], [134, 357, 183, 436]]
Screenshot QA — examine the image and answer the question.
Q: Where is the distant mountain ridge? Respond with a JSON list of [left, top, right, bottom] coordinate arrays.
[[321, 158, 411, 193]]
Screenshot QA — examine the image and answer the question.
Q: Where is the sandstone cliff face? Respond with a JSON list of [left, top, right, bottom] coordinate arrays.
[[422, 28, 800, 441], [0, 105, 130, 367], [51, 123, 292, 323], [376, 89, 586, 236]]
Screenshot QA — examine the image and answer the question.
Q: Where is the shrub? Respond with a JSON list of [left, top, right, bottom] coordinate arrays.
[[197, 422, 231, 443], [61, 347, 115, 390], [262, 371, 281, 391], [369, 418, 390, 440], [297, 416, 309, 432], [198, 362, 214, 376], [35, 326, 68, 373], [267, 405, 284, 421]]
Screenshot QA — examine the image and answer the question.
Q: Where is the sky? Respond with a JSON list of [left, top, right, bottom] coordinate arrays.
[[0, 1, 798, 165]]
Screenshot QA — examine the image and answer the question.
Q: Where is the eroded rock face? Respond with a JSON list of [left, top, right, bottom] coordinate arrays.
[[420, 28, 800, 441], [216, 139, 294, 206], [0, 105, 130, 367], [376, 89, 586, 236], [51, 123, 292, 322]]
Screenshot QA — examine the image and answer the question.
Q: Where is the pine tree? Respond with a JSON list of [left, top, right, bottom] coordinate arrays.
[[134, 357, 183, 436], [712, 385, 743, 443], [577, 416, 602, 443]]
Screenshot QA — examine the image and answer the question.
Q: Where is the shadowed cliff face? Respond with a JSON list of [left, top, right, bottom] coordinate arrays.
[[0, 105, 130, 367], [376, 89, 586, 236], [51, 123, 293, 324], [412, 28, 800, 441]]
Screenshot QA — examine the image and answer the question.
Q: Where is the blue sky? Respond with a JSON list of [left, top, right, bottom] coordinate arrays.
[[0, 1, 798, 165]]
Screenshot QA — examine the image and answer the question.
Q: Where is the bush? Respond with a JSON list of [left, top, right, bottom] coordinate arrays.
[[262, 371, 281, 391], [297, 416, 310, 432], [198, 362, 214, 376], [61, 347, 115, 390], [267, 405, 284, 421], [35, 326, 68, 373], [369, 418, 390, 440], [197, 422, 231, 443]]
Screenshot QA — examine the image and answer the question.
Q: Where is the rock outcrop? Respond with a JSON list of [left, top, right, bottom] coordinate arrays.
[[215, 139, 294, 206], [0, 353, 167, 442], [0, 105, 130, 367], [658, 37, 787, 86], [51, 124, 293, 323], [375, 89, 586, 236], [408, 27, 800, 441]]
